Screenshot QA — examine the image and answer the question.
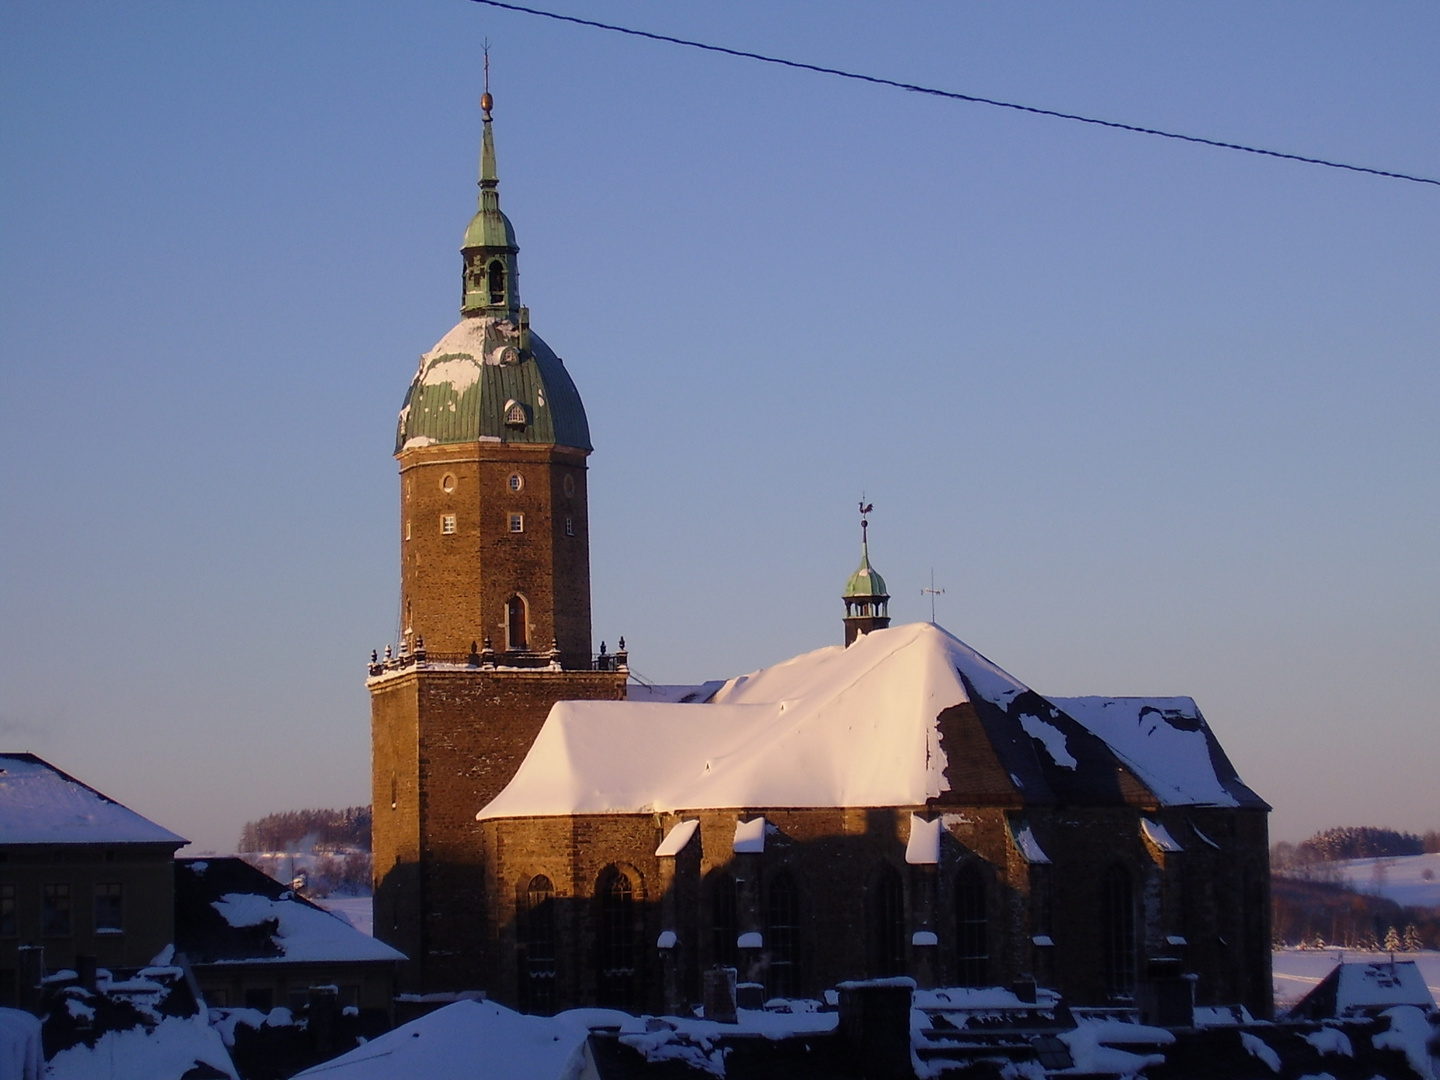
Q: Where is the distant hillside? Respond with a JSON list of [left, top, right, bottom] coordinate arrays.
[[1271, 828, 1439, 951], [1274, 826, 1439, 871], [236, 806, 372, 898], [238, 806, 370, 853], [1271, 874, 1436, 950]]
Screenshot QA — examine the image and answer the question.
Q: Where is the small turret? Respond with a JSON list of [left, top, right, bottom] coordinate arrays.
[[843, 501, 891, 645]]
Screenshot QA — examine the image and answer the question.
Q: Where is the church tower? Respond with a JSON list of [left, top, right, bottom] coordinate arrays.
[[842, 502, 891, 645], [369, 90, 628, 992], [393, 88, 593, 669]]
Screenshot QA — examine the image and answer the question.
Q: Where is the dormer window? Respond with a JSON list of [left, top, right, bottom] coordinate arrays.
[[504, 400, 529, 428], [488, 260, 506, 305]]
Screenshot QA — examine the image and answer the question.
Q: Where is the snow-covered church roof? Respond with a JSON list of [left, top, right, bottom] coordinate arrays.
[[478, 623, 1265, 820], [0, 753, 187, 846]]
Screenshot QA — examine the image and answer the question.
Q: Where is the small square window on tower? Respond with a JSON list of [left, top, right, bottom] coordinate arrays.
[[565, 515, 575, 537], [509, 513, 524, 533], [441, 514, 457, 535]]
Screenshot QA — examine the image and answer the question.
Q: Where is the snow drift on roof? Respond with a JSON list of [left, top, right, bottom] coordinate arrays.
[[210, 892, 404, 965], [1050, 697, 1263, 808], [479, 623, 1029, 818], [0, 754, 186, 846]]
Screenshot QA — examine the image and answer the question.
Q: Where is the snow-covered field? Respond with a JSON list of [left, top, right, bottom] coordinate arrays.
[[1328, 852, 1440, 909], [1273, 948, 1440, 1012]]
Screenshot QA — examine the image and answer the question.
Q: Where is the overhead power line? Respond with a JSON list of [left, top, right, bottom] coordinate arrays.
[[469, 0, 1439, 189]]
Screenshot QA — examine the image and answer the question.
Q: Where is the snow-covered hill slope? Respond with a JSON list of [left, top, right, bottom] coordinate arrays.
[[1330, 852, 1440, 909]]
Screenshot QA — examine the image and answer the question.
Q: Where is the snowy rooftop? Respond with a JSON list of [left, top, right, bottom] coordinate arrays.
[[176, 859, 403, 966], [480, 623, 1262, 820], [0, 753, 187, 846], [1051, 696, 1261, 808]]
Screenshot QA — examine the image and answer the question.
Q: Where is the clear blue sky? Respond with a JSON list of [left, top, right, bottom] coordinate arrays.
[[2, 2, 1436, 852]]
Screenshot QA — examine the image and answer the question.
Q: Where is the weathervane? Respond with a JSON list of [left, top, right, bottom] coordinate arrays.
[[482, 40, 493, 118], [922, 567, 945, 623], [858, 499, 874, 546]]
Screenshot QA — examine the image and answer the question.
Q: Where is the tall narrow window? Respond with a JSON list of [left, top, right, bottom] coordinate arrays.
[[509, 513, 525, 533], [597, 869, 637, 1008], [519, 876, 557, 1014], [488, 260, 506, 305], [955, 866, 989, 987], [1102, 864, 1137, 996], [507, 595, 527, 650], [441, 514, 456, 535], [708, 871, 738, 969], [565, 516, 575, 537], [872, 864, 906, 977], [766, 871, 800, 998], [94, 884, 123, 933], [42, 885, 70, 936]]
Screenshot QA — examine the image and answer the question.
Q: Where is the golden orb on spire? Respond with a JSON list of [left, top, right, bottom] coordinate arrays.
[[481, 91, 493, 119]]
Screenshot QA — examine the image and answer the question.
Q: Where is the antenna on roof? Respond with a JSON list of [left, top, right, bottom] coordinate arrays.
[[922, 567, 945, 624]]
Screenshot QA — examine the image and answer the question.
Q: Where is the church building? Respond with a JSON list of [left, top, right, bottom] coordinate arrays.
[[369, 97, 1272, 1020]]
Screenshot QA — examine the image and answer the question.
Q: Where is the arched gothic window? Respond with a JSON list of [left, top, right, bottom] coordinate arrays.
[[872, 864, 906, 977], [1102, 864, 1137, 996], [708, 871, 738, 969], [507, 595, 527, 651], [766, 871, 801, 998], [955, 865, 988, 987], [488, 260, 507, 305], [519, 875, 556, 1014], [597, 868, 638, 1008]]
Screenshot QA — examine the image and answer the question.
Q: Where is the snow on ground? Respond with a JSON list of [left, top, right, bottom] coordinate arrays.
[[1329, 852, 1440, 910], [316, 896, 374, 937], [1273, 948, 1440, 1012]]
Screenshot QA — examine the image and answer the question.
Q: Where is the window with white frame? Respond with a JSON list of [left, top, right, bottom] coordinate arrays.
[[509, 513, 524, 533], [441, 514, 457, 535]]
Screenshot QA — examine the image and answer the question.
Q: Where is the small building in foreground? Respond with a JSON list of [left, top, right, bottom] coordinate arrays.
[[1286, 959, 1436, 1020], [0, 752, 186, 1002], [175, 857, 403, 1019]]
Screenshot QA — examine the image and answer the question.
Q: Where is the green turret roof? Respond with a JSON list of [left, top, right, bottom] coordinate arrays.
[[844, 543, 889, 599]]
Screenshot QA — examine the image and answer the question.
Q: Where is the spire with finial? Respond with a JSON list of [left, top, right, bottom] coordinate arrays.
[[461, 43, 521, 317], [842, 499, 891, 645]]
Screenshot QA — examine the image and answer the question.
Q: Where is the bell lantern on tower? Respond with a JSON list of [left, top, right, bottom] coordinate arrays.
[[843, 501, 891, 645]]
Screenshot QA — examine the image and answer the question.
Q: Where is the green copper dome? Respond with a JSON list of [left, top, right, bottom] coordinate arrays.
[[844, 544, 888, 599], [395, 316, 591, 453]]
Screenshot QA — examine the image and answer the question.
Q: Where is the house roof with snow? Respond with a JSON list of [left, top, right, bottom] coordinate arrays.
[[1287, 960, 1436, 1020], [477, 622, 1265, 820], [175, 858, 403, 966], [0, 752, 187, 847]]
